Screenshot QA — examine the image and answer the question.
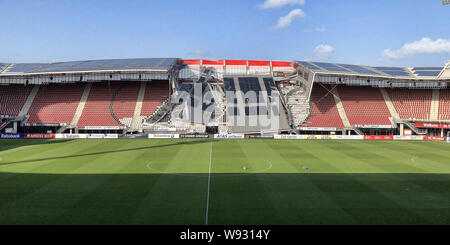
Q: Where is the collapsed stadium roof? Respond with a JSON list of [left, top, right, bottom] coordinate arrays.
[[0, 58, 449, 86]]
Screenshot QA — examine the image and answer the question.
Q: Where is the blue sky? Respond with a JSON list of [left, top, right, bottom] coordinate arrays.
[[0, 0, 449, 67]]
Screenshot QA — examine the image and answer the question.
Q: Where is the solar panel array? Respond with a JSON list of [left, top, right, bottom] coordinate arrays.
[[336, 64, 380, 75], [297, 61, 414, 76], [2, 58, 177, 73], [412, 67, 443, 77], [7, 63, 48, 72], [372, 67, 410, 76], [1, 58, 444, 79]]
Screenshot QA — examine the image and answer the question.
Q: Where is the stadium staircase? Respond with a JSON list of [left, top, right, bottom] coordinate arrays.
[[18, 85, 40, 118], [380, 88, 400, 120], [129, 81, 147, 131], [403, 120, 428, 135], [430, 89, 440, 121], [331, 87, 351, 128], [70, 83, 91, 128]]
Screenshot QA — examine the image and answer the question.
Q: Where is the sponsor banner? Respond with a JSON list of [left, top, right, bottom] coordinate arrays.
[[275, 135, 337, 140], [415, 123, 450, 129], [25, 123, 61, 127], [0, 133, 24, 139], [245, 135, 274, 139], [83, 126, 123, 130], [404, 129, 413, 136], [355, 125, 394, 129], [393, 135, 424, 141], [55, 134, 118, 139], [423, 136, 445, 141], [364, 135, 394, 140], [55, 134, 84, 139], [180, 134, 209, 139], [148, 134, 180, 139], [333, 135, 365, 140], [118, 134, 148, 139], [214, 134, 245, 139], [86, 134, 118, 139], [153, 128, 178, 132], [298, 127, 337, 131], [24, 133, 55, 139], [274, 135, 307, 140], [307, 135, 334, 140]]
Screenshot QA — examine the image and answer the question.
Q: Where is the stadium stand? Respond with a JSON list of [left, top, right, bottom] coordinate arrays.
[[386, 89, 432, 120], [438, 89, 450, 120], [77, 81, 139, 128], [0, 85, 33, 117], [1, 58, 449, 136], [140, 81, 170, 117], [338, 85, 392, 126], [302, 84, 344, 129], [26, 83, 85, 125]]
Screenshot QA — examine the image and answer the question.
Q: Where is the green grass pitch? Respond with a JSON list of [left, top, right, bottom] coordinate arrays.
[[0, 139, 449, 225]]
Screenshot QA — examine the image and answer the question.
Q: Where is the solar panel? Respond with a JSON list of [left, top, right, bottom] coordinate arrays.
[[98, 59, 137, 69], [412, 67, 443, 71], [349, 69, 379, 75], [381, 71, 411, 76], [312, 62, 341, 68], [335, 64, 380, 75], [374, 67, 405, 71], [414, 71, 441, 76], [34, 61, 85, 72], [128, 58, 162, 68], [297, 61, 321, 70], [7, 63, 48, 72], [157, 58, 177, 68], [323, 67, 349, 72], [69, 60, 112, 71]]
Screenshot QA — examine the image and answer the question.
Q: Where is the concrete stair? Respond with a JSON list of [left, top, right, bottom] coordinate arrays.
[[430, 89, 440, 121], [70, 83, 92, 127], [18, 85, 40, 118]]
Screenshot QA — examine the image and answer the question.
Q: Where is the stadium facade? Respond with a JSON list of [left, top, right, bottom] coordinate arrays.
[[1, 58, 450, 138]]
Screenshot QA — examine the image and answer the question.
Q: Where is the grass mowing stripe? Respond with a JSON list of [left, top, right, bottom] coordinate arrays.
[[205, 140, 212, 225]]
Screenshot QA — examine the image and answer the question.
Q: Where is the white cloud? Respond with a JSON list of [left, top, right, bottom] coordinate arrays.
[[259, 0, 306, 9], [188, 50, 211, 57], [275, 9, 306, 29], [314, 44, 334, 59], [382, 37, 450, 60]]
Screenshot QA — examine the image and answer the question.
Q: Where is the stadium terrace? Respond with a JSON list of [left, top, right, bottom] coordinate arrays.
[[1, 58, 450, 138]]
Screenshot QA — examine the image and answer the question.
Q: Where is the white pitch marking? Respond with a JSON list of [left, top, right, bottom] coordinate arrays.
[[205, 140, 213, 225]]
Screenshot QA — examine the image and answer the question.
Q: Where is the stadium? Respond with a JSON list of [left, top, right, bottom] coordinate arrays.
[[0, 0, 449, 229], [1, 58, 449, 225]]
